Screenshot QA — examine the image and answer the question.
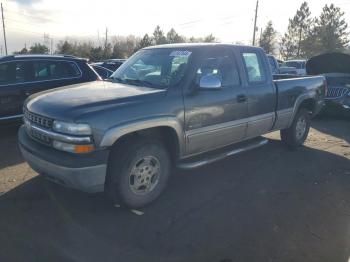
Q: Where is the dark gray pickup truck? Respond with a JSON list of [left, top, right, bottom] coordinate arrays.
[[19, 44, 326, 208]]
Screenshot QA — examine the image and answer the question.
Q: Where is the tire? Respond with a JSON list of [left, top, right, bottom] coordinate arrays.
[[105, 138, 171, 208], [280, 108, 311, 149]]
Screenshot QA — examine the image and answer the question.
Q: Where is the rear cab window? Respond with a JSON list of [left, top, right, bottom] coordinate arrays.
[[242, 52, 267, 84]]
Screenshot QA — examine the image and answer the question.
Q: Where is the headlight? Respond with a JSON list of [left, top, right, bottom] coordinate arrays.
[[53, 121, 92, 135], [53, 141, 95, 154]]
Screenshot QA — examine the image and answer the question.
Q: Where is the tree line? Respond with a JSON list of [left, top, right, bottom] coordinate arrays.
[[14, 26, 216, 61], [259, 2, 349, 60], [14, 2, 349, 61]]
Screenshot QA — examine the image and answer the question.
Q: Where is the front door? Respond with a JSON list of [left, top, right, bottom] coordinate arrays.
[[184, 47, 248, 156]]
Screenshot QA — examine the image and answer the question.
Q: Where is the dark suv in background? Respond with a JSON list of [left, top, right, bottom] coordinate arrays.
[[0, 54, 100, 122], [96, 59, 126, 71]]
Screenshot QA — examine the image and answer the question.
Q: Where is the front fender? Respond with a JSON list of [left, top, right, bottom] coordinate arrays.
[[99, 116, 185, 156]]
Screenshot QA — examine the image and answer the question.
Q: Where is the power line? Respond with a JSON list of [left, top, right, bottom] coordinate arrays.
[[7, 25, 49, 36], [4, 8, 63, 26]]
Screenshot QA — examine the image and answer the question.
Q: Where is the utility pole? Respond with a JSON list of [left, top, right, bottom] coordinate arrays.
[[104, 27, 108, 49], [104, 27, 108, 58], [252, 0, 259, 46], [50, 38, 53, 54], [1, 3, 8, 55]]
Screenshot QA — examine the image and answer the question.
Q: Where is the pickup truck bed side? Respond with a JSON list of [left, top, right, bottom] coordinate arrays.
[[273, 76, 325, 130]]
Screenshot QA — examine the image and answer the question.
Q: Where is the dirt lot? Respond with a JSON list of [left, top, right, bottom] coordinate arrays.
[[0, 117, 349, 262]]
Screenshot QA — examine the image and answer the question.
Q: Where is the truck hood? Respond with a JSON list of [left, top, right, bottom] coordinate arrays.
[[306, 52, 350, 75], [25, 80, 166, 121]]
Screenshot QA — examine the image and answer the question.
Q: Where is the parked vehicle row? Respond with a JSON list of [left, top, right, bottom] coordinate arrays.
[[267, 55, 298, 75], [94, 59, 126, 72], [307, 52, 350, 117], [90, 59, 126, 79], [90, 63, 114, 79], [282, 60, 307, 76], [19, 44, 326, 208], [0, 55, 101, 122]]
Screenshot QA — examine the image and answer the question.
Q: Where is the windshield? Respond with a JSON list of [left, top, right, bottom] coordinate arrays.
[[111, 49, 192, 89]]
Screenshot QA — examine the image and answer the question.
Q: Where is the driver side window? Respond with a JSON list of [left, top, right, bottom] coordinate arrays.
[[195, 51, 240, 87]]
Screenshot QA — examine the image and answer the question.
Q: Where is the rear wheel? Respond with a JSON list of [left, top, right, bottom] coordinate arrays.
[[280, 108, 311, 149], [105, 138, 171, 208]]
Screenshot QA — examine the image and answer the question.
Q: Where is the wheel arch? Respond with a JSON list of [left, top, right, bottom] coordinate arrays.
[[288, 93, 317, 127], [100, 117, 185, 161]]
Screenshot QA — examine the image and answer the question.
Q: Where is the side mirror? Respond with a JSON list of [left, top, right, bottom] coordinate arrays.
[[199, 75, 222, 90]]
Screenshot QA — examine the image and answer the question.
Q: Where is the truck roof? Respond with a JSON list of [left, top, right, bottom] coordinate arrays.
[[144, 43, 260, 50]]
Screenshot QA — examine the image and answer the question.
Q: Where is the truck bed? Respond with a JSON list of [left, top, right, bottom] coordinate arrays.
[[272, 76, 326, 130]]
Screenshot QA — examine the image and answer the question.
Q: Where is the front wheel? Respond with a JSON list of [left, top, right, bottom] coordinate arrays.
[[105, 138, 171, 208], [280, 108, 311, 149]]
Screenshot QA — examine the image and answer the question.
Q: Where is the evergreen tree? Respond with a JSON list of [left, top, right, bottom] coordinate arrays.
[[56, 40, 74, 55], [280, 2, 312, 60], [137, 34, 153, 49], [309, 4, 349, 55], [203, 34, 216, 43], [259, 21, 277, 55], [153, 25, 167, 45], [14, 46, 28, 54], [166, 28, 184, 43], [29, 43, 49, 54]]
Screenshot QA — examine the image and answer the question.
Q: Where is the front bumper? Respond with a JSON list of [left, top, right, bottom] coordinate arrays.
[[18, 126, 109, 193]]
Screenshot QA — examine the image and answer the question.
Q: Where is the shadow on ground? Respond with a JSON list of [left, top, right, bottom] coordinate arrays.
[[312, 116, 350, 144], [1, 140, 349, 262], [0, 123, 24, 169]]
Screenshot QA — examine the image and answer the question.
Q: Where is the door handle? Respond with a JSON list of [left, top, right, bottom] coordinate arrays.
[[237, 94, 247, 103]]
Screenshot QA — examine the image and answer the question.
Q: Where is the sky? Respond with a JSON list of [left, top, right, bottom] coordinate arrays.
[[2, 0, 350, 54]]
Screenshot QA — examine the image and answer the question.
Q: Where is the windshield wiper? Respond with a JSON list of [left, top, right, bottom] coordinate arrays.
[[124, 79, 154, 87], [111, 77, 124, 83], [111, 77, 161, 88]]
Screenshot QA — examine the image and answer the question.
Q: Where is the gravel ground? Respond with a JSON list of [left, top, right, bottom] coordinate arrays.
[[0, 117, 349, 262]]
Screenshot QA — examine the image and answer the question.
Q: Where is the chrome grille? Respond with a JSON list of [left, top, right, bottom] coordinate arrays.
[[24, 109, 53, 129], [30, 127, 51, 144], [326, 87, 349, 99]]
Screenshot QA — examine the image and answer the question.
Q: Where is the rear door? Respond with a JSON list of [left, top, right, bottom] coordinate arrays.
[[0, 61, 31, 119], [21, 59, 83, 100], [184, 47, 248, 155], [240, 49, 276, 138]]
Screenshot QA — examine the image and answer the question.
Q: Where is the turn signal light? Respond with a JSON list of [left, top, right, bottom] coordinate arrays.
[[74, 145, 95, 154]]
